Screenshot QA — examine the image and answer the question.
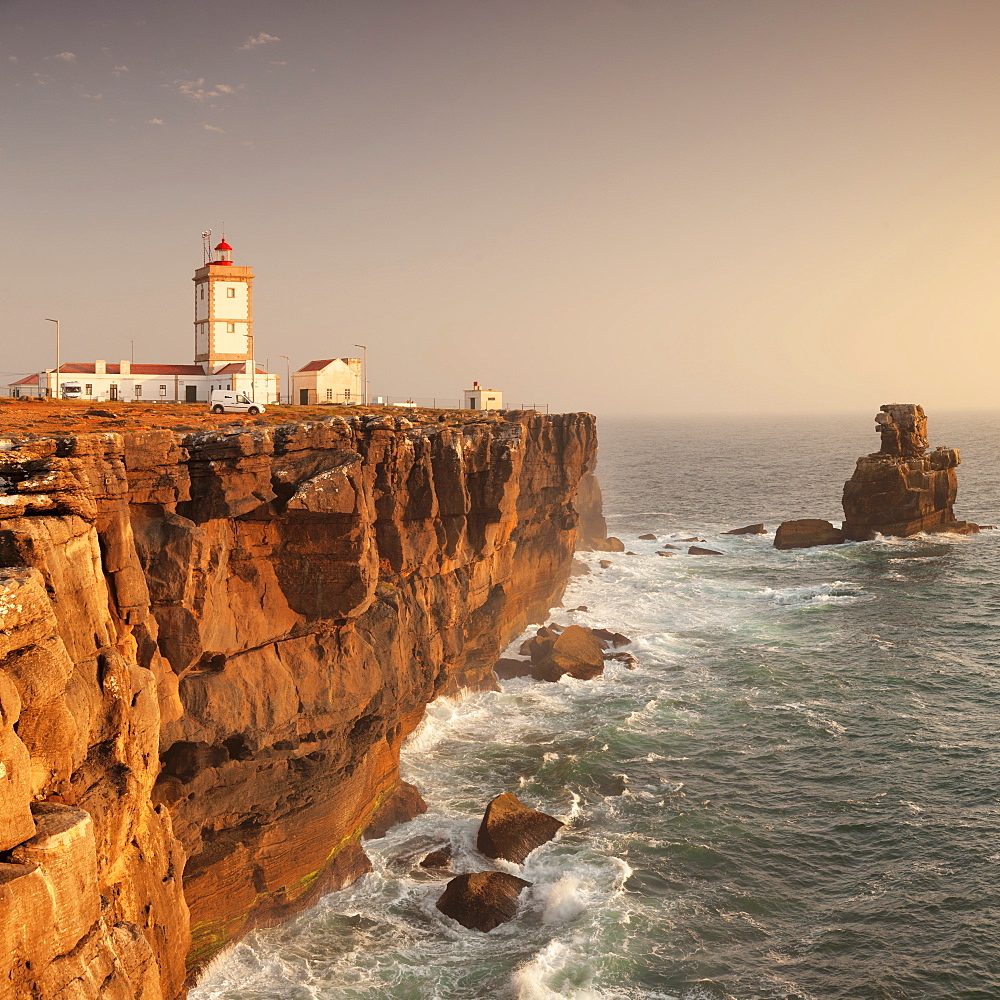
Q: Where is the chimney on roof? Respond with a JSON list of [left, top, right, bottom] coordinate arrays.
[[120, 360, 131, 376], [95, 360, 106, 375], [473, 381, 479, 388]]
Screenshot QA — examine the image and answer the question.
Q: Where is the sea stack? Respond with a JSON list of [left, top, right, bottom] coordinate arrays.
[[842, 404, 977, 540]]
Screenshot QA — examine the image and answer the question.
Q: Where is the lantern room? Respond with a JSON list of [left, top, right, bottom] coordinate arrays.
[[214, 239, 233, 265]]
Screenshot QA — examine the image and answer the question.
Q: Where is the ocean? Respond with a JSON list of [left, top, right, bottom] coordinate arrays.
[[192, 411, 1000, 1000]]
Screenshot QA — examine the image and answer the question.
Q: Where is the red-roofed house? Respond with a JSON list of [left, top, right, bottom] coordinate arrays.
[[292, 358, 362, 405], [8, 234, 279, 402]]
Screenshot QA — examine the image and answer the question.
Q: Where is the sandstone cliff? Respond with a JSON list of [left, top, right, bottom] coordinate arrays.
[[842, 404, 976, 540], [0, 409, 596, 999]]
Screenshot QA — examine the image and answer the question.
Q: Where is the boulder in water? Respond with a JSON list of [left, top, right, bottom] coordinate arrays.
[[638, 533, 657, 540], [773, 519, 844, 550], [477, 792, 563, 863], [688, 546, 722, 555], [723, 523, 767, 535], [436, 871, 532, 931], [493, 658, 534, 680], [530, 623, 605, 681]]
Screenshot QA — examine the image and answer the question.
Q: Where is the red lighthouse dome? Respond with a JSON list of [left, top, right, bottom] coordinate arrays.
[[213, 238, 233, 265]]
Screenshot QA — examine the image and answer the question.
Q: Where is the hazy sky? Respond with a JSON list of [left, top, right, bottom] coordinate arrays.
[[4, 0, 1000, 415]]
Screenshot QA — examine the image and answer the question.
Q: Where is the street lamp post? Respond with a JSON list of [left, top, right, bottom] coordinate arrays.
[[279, 356, 290, 404], [354, 344, 367, 405], [45, 318, 60, 400]]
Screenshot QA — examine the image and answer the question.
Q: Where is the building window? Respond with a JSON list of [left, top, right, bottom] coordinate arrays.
[[227, 287, 236, 298], [227, 322, 235, 333], [344, 389, 351, 399], [85, 384, 92, 395], [12, 389, 19, 398], [200, 286, 204, 299], [159, 385, 167, 397], [326, 388, 333, 400], [134, 385, 142, 397], [110, 384, 118, 400]]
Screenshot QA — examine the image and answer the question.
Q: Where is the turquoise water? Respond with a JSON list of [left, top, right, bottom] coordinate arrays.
[[193, 411, 1000, 1000]]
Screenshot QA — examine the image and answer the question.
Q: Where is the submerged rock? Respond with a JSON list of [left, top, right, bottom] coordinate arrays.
[[773, 519, 844, 550], [638, 532, 657, 540], [477, 792, 563, 864], [588, 628, 630, 648], [688, 546, 722, 556], [436, 871, 532, 931], [605, 651, 638, 668], [420, 845, 453, 869]]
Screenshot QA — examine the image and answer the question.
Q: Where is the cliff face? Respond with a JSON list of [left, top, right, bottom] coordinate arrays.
[[842, 404, 973, 540], [0, 410, 596, 999]]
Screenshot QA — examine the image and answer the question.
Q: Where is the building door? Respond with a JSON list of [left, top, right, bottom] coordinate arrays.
[[300, 388, 309, 405], [185, 385, 198, 403], [109, 385, 118, 401]]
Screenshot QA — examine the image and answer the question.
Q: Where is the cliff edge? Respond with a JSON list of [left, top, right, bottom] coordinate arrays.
[[0, 407, 597, 999]]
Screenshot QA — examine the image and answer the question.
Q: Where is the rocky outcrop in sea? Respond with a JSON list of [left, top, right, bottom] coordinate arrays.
[[842, 403, 977, 539]]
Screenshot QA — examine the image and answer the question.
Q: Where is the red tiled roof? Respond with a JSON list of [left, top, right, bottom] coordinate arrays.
[[213, 363, 268, 375], [297, 358, 337, 373], [296, 358, 358, 373], [10, 373, 39, 386], [52, 363, 207, 376]]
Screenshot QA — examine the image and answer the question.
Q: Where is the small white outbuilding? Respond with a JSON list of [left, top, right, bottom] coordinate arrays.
[[464, 382, 503, 410], [292, 358, 362, 405]]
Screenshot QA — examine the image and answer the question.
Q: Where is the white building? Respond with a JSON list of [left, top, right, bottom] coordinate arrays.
[[9, 235, 278, 403], [464, 382, 503, 410], [292, 358, 362, 405]]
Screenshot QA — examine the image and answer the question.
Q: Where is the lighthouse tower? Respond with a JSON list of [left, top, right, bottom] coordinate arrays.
[[193, 235, 254, 372]]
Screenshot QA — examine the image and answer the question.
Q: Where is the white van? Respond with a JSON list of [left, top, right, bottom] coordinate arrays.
[[61, 381, 82, 400], [210, 390, 265, 415]]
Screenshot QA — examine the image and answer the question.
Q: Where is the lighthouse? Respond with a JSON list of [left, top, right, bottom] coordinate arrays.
[[193, 235, 254, 372]]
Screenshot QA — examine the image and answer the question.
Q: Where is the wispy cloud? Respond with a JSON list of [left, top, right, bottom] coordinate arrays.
[[51, 51, 76, 62], [202, 123, 226, 133], [146, 118, 164, 125], [82, 93, 103, 100], [240, 32, 280, 50], [171, 78, 240, 102], [8, 56, 17, 64], [33, 72, 53, 85], [270, 60, 287, 67], [112, 65, 128, 77]]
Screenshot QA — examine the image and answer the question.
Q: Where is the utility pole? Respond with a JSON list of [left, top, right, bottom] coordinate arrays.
[[45, 318, 59, 399], [354, 344, 367, 405], [279, 356, 290, 404]]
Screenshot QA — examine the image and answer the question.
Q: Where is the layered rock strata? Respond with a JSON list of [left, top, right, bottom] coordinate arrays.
[[842, 404, 975, 540], [0, 409, 596, 999]]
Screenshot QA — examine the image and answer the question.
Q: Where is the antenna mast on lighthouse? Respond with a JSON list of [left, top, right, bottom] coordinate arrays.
[[201, 230, 213, 265]]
